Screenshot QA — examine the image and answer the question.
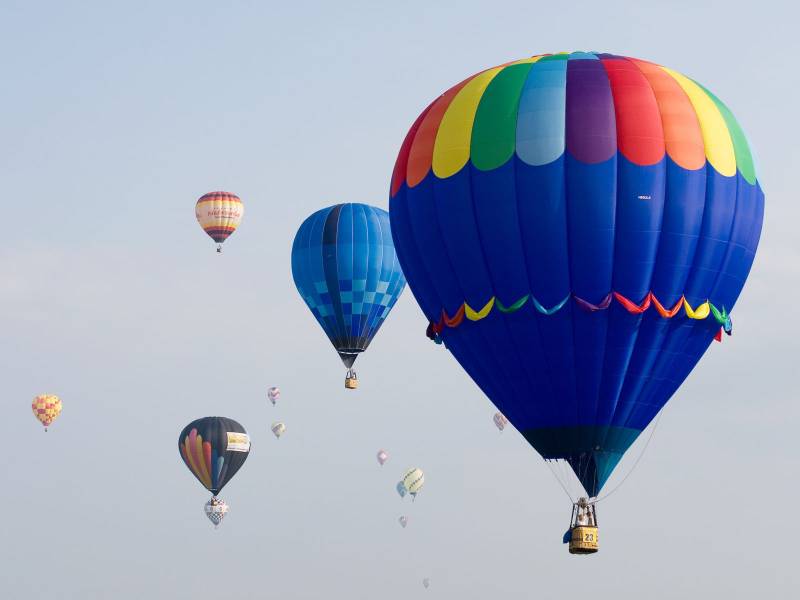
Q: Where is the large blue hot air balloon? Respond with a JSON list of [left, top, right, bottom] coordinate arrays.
[[388, 52, 764, 508], [292, 203, 406, 388]]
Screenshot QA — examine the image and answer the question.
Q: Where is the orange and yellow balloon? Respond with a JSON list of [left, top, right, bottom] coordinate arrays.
[[32, 394, 62, 431], [195, 191, 244, 252]]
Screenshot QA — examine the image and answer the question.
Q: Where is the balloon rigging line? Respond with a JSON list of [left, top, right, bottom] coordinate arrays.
[[594, 409, 664, 504], [544, 459, 576, 503]]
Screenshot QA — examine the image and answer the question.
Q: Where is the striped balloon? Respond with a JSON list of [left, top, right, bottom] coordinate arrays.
[[195, 191, 244, 251], [32, 394, 61, 431], [402, 467, 425, 499]]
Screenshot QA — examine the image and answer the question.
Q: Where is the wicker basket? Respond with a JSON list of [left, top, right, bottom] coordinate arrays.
[[568, 526, 599, 554]]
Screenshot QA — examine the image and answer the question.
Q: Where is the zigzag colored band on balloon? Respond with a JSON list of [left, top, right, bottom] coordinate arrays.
[[428, 292, 732, 336]]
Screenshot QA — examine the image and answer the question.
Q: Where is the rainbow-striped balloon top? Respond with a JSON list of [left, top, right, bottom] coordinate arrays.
[[391, 51, 758, 197]]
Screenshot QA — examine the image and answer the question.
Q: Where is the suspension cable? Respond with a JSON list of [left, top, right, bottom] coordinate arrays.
[[544, 459, 575, 503], [593, 410, 664, 504]]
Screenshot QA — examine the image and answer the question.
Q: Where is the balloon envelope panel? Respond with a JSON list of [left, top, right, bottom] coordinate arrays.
[[389, 52, 764, 496]]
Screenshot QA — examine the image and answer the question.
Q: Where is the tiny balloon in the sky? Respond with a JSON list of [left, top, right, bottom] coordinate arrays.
[[32, 394, 62, 432], [267, 387, 280, 406], [377, 449, 388, 466], [493, 412, 508, 432], [398, 515, 408, 528], [402, 468, 424, 500], [271, 422, 286, 439], [195, 191, 243, 253]]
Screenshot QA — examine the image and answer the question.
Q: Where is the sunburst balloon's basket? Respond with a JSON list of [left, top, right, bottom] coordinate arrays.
[[568, 498, 599, 555], [345, 369, 358, 389]]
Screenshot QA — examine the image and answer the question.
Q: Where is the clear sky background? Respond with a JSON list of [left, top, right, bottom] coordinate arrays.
[[1, 1, 796, 598]]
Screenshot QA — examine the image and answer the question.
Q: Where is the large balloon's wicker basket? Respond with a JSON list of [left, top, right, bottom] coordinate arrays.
[[568, 526, 599, 555], [345, 376, 358, 390]]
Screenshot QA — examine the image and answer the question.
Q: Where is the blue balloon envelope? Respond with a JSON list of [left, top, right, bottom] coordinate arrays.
[[388, 53, 764, 497], [292, 203, 406, 371]]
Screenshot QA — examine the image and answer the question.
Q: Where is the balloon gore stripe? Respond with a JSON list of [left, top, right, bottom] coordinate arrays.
[[427, 291, 732, 338]]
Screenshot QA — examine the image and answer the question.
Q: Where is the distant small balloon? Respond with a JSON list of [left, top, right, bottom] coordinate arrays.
[[493, 412, 508, 432], [195, 191, 243, 252], [377, 449, 388, 466], [32, 394, 62, 432], [396, 481, 407, 499], [271, 422, 286, 439], [267, 387, 280, 406], [205, 497, 229, 528], [399, 515, 408, 528], [402, 468, 424, 499], [423, 578, 430, 589]]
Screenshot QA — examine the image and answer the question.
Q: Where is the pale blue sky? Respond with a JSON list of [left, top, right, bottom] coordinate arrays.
[[1, 1, 797, 598]]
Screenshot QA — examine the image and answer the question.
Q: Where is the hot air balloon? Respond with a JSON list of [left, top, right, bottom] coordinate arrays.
[[195, 191, 244, 252], [267, 387, 280, 406], [401, 468, 424, 500], [291, 203, 407, 389], [32, 394, 61, 432], [399, 515, 409, 528], [178, 417, 251, 527], [396, 481, 407, 499], [377, 449, 389, 466], [493, 412, 508, 432], [389, 52, 764, 553], [271, 422, 286, 439], [422, 578, 430, 589], [204, 497, 229, 528]]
